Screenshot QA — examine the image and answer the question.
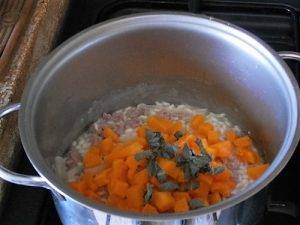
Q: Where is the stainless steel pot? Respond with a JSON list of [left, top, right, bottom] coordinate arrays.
[[0, 13, 299, 225]]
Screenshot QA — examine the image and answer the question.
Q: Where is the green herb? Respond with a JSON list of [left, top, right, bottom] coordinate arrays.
[[179, 143, 213, 179], [190, 181, 200, 190], [159, 145, 177, 159], [147, 158, 159, 176], [159, 181, 179, 191], [183, 144, 194, 158], [144, 183, 153, 203], [212, 166, 225, 175], [174, 131, 184, 140], [135, 150, 153, 161], [196, 139, 212, 161], [175, 154, 186, 166], [182, 181, 200, 191], [146, 130, 165, 150], [157, 168, 167, 183], [189, 199, 204, 209]]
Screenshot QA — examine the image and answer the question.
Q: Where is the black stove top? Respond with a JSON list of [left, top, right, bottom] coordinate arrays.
[[1, 1, 300, 225]]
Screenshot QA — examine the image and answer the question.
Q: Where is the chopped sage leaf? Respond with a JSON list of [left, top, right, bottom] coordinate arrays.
[[159, 181, 179, 191], [190, 181, 200, 190], [148, 158, 159, 176], [175, 154, 186, 166], [196, 139, 212, 161], [189, 163, 200, 178], [174, 131, 184, 140], [144, 183, 153, 203], [184, 163, 192, 180], [189, 199, 204, 209], [183, 144, 194, 158], [157, 168, 167, 183], [135, 150, 153, 161], [146, 130, 165, 150], [159, 145, 177, 159], [212, 166, 225, 175], [164, 144, 178, 152]]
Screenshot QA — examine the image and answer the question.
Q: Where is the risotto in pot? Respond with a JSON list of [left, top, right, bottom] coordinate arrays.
[[55, 102, 269, 213]]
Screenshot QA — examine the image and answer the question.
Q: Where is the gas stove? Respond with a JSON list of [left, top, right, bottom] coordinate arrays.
[[0, 1, 299, 225]]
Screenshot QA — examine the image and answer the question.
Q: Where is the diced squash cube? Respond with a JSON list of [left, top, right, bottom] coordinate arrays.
[[147, 116, 182, 135], [99, 137, 113, 155], [196, 123, 214, 137], [136, 126, 146, 138], [173, 192, 191, 201], [225, 130, 237, 143], [207, 130, 220, 145], [152, 191, 175, 212], [69, 180, 87, 193], [157, 158, 185, 182], [212, 141, 232, 158], [142, 204, 158, 214], [103, 127, 119, 142], [213, 169, 232, 181], [94, 169, 110, 187], [132, 169, 148, 186], [106, 142, 142, 161], [190, 181, 210, 199], [150, 176, 160, 187], [198, 174, 213, 185], [236, 148, 260, 164], [247, 164, 269, 180], [83, 147, 101, 168], [126, 185, 145, 210], [190, 115, 205, 130], [210, 180, 236, 198], [174, 198, 189, 212], [109, 180, 129, 198], [234, 136, 252, 148], [208, 192, 222, 205], [111, 159, 128, 181]]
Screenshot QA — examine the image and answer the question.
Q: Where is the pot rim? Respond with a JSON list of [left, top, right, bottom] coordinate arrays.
[[18, 12, 300, 220]]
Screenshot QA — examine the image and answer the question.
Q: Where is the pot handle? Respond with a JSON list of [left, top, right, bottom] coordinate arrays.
[[278, 51, 300, 61], [0, 103, 49, 188]]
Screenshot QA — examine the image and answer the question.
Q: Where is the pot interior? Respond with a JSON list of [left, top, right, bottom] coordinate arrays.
[[22, 14, 298, 217]]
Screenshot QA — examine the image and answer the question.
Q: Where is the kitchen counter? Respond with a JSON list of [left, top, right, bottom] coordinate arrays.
[[0, 0, 69, 212]]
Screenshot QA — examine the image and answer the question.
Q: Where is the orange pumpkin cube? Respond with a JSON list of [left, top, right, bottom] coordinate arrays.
[[173, 192, 191, 201], [213, 169, 232, 181], [94, 168, 111, 187], [198, 174, 214, 185], [207, 130, 220, 145], [142, 204, 158, 214], [99, 137, 113, 155], [103, 127, 119, 142], [83, 147, 101, 168], [126, 185, 145, 210], [132, 169, 149, 186], [109, 180, 129, 198], [225, 130, 237, 143], [190, 181, 210, 199], [152, 191, 175, 212], [197, 123, 214, 137], [174, 198, 189, 212], [69, 180, 87, 193], [212, 141, 233, 158], [234, 136, 252, 148], [247, 164, 269, 180], [111, 159, 128, 181], [208, 192, 222, 205], [190, 115, 205, 130]]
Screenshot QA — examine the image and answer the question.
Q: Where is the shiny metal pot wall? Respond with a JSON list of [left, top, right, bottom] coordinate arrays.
[[0, 13, 299, 224]]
